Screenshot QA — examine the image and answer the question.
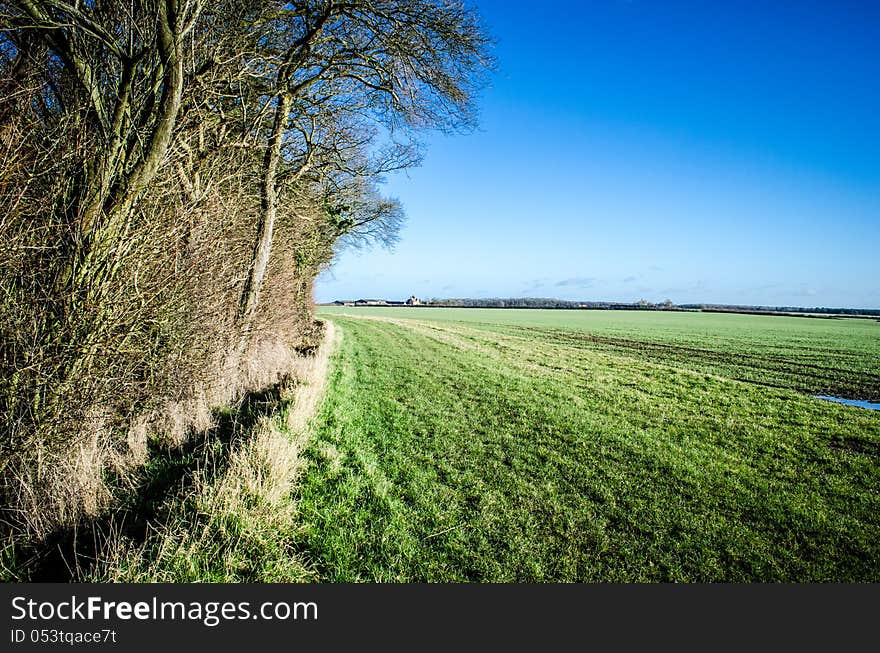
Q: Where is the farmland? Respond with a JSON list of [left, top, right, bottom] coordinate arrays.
[[298, 307, 880, 581]]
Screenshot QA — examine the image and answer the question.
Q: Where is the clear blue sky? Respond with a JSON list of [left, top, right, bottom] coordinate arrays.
[[315, 0, 880, 308]]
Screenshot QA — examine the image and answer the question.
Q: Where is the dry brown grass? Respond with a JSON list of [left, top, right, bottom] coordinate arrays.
[[89, 321, 338, 582]]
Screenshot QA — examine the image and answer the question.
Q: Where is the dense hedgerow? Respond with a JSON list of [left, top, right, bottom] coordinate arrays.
[[0, 0, 491, 564]]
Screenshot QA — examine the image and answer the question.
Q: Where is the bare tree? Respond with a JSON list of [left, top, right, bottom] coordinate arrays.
[[0, 0, 491, 544], [232, 0, 491, 348]]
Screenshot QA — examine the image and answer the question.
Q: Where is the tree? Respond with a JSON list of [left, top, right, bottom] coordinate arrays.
[[230, 0, 491, 350], [0, 0, 492, 539]]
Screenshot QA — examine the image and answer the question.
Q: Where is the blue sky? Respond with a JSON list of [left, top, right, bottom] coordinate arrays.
[[315, 0, 880, 308]]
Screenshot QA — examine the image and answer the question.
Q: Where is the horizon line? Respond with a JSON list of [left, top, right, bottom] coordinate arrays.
[[320, 296, 880, 313]]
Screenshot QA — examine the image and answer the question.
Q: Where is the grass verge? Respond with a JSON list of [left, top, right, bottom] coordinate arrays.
[[83, 322, 338, 582]]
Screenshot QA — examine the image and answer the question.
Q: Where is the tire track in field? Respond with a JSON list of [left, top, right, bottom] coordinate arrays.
[[512, 327, 880, 401], [329, 313, 570, 379], [329, 312, 880, 404], [331, 313, 690, 394]]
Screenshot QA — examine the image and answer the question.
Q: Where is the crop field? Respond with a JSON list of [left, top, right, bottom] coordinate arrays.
[[298, 307, 880, 581]]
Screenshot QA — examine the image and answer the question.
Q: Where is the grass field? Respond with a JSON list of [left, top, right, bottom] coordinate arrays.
[[297, 307, 880, 581]]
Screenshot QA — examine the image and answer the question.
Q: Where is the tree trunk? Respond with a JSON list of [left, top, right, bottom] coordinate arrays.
[[236, 92, 292, 348]]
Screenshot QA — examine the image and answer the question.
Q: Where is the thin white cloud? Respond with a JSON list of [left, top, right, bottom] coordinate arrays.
[[555, 277, 596, 288]]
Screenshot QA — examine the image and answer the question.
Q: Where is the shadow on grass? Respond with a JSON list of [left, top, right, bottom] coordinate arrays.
[[22, 381, 289, 582]]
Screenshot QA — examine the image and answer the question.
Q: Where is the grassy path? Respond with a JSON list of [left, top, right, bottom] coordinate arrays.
[[296, 312, 880, 581]]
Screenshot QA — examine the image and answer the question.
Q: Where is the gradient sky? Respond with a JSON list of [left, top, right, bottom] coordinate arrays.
[[315, 0, 880, 308]]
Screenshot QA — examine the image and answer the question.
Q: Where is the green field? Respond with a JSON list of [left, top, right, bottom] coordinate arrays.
[[298, 307, 880, 581]]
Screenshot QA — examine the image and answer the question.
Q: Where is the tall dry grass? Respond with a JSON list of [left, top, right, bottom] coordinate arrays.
[[91, 321, 338, 582]]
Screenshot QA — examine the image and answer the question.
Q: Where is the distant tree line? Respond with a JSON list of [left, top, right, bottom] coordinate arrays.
[[426, 297, 581, 308], [419, 298, 879, 316], [679, 304, 880, 317], [425, 297, 685, 310]]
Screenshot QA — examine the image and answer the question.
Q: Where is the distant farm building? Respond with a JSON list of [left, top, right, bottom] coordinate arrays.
[[335, 296, 421, 306]]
